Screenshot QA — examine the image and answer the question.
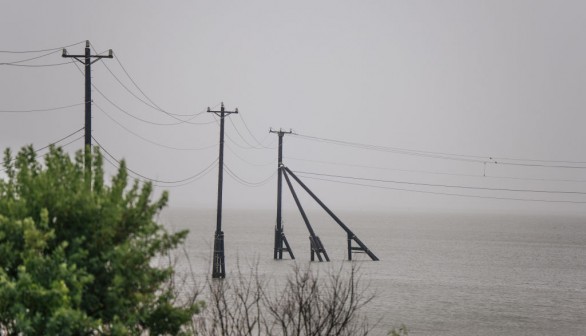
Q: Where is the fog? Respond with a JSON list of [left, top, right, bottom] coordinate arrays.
[[2, 1, 586, 215]]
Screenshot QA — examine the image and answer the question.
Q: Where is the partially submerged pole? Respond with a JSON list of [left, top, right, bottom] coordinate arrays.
[[208, 103, 238, 278], [270, 128, 295, 260]]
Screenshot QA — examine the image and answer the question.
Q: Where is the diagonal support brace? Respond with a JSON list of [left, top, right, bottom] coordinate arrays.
[[284, 167, 379, 261], [283, 169, 329, 262]]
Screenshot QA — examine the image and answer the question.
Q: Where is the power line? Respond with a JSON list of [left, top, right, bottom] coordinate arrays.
[[92, 83, 180, 126], [112, 51, 164, 111], [1, 61, 74, 67], [99, 152, 217, 188], [0, 49, 61, 65], [0, 41, 85, 54], [5, 134, 84, 171], [112, 50, 200, 117], [298, 175, 586, 205], [227, 117, 261, 149], [94, 103, 217, 151], [0, 128, 84, 173], [224, 163, 277, 187], [293, 170, 586, 196], [292, 133, 486, 161], [236, 113, 276, 149], [58, 134, 84, 149], [100, 153, 217, 188], [291, 133, 586, 169], [0, 102, 85, 113], [224, 126, 273, 151], [93, 45, 208, 121], [226, 132, 259, 150], [94, 43, 205, 118], [100, 58, 163, 110], [35, 127, 85, 153], [285, 156, 586, 184], [92, 82, 215, 126], [72, 56, 214, 127], [213, 114, 274, 150], [225, 143, 274, 167], [93, 135, 218, 185], [112, 51, 202, 117], [227, 116, 277, 150]]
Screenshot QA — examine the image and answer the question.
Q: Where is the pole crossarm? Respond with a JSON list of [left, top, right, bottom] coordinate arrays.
[[269, 128, 293, 136], [207, 102, 238, 117], [64, 55, 112, 65], [62, 41, 113, 63], [283, 166, 379, 261]]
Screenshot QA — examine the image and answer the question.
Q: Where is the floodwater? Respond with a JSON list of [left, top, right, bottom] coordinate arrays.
[[160, 208, 586, 336]]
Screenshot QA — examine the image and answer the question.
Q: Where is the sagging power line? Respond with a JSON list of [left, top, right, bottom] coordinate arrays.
[[0, 103, 84, 113], [0, 49, 62, 65], [294, 171, 586, 196], [92, 136, 218, 187], [285, 156, 586, 184], [0, 127, 84, 173], [0, 41, 85, 54], [90, 42, 212, 121], [94, 103, 217, 151], [90, 81, 216, 126], [299, 174, 586, 204], [292, 133, 586, 169]]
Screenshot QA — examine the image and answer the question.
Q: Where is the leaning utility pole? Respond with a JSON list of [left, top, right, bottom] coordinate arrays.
[[208, 102, 238, 279], [269, 128, 295, 260], [62, 40, 113, 168]]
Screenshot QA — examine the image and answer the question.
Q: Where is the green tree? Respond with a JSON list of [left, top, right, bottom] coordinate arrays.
[[0, 146, 200, 335]]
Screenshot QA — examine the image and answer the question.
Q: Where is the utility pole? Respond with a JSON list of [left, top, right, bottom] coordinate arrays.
[[208, 102, 238, 279], [269, 128, 295, 260], [62, 40, 113, 169]]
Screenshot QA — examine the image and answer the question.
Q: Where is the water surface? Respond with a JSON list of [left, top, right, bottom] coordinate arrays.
[[160, 208, 586, 335]]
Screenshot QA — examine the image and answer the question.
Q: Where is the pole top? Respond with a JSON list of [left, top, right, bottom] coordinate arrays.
[[86, 40, 90, 48], [207, 102, 238, 115], [269, 128, 294, 134]]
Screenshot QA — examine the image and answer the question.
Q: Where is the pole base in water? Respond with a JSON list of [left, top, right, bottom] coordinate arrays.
[[212, 230, 225, 278], [274, 228, 295, 260]]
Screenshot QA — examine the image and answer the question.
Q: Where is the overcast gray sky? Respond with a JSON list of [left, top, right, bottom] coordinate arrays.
[[1, 1, 586, 214]]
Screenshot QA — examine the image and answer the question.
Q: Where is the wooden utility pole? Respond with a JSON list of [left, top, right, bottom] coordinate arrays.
[[270, 128, 295, 260], [62, 40, 112, 170], [208, 102, 238, 279]]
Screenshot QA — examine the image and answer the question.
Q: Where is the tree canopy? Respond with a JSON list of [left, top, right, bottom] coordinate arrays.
[[0, 146, 199, 335]]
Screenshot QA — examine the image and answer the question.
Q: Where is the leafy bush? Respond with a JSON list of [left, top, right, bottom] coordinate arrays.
[[0, 146, 199, 335]]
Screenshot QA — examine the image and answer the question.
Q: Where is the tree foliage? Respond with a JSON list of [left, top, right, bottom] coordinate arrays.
[[0, 146, 199, 335]]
